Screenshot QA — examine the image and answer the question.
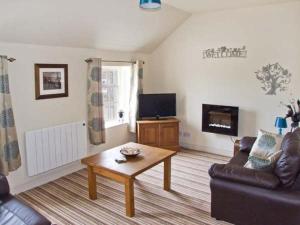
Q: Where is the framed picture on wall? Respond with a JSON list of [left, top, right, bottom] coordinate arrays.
[[35, 64, 68, 100]]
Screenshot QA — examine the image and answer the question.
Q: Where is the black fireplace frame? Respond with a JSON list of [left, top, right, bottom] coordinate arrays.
[[202, 104, 239, 136]]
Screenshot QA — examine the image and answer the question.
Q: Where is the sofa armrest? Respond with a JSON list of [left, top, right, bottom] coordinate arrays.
[[209, 163, 280, 189], [0, 173, 10, 196], [239, 137, 257, 153], [234, 140, 240, 156]]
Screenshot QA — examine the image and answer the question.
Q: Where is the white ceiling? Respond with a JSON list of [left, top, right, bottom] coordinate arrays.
[[0, 0, 189, 53], [163, 0, 300, 13], [1, 0, 299, 53]]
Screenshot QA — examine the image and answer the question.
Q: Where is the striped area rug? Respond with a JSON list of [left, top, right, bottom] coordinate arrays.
[[17, 149, 232, 225]]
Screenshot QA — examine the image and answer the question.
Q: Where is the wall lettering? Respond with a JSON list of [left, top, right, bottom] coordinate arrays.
[[203, 46, 247, 59]]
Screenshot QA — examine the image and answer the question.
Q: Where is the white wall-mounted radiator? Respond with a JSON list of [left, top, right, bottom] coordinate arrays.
[[25, 121, 87, 176]]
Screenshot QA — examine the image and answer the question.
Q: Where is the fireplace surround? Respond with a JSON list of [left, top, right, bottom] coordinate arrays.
[[202, 104, 239, 136]]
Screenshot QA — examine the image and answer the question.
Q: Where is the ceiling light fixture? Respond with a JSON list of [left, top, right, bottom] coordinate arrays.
[[140, 0, 161, 10]]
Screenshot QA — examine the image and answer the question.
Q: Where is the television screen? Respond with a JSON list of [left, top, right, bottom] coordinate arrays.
[[139, 94, 176, 118]]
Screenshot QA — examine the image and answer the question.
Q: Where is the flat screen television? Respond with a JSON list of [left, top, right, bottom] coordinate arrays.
[[139, 94, 176, 119]]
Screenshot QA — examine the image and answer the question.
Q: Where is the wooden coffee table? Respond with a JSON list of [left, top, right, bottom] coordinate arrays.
[[81, 142, 176, 217]]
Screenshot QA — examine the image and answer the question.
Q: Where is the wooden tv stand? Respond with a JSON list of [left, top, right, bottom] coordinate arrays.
[[136, 118, 180, 151]]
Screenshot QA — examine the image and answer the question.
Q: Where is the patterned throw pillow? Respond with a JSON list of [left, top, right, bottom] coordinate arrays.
[[244, 130, 283, 170]]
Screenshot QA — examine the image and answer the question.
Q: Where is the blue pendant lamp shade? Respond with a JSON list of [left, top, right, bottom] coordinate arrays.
[[140, 0, 161, 10], [275, 117, 287, 135]]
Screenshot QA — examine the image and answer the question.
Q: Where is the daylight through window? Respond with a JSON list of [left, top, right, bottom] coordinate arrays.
[[102, 65, 132, 126]]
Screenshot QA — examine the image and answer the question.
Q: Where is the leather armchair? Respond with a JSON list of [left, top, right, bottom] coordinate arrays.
[[209, 131, 300, 225], [209, 163, 280, 189], [0, 174, 10, 196], [0, 174, 51, 225]]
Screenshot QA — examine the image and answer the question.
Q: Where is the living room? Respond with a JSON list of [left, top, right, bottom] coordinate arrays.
[[1, 0, 300, 225]]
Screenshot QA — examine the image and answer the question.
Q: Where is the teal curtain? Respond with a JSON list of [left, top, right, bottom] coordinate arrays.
[[129, 60, 144, 133], [87, 58, 105, 145], [0, 56, 21, 175]]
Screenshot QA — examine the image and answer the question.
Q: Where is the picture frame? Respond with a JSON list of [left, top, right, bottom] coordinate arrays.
[[35, 64, 68, 100]]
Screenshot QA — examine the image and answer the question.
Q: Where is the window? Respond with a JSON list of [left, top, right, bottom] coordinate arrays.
[[102, 65, 131, 127]]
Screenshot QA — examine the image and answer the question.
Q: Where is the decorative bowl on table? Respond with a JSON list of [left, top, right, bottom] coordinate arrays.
[[120, 147, 141, 157]]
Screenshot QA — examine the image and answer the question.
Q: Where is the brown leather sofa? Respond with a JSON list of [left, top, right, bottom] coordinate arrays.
[[0, 174, 51, 225], [209, 128, 300, 225]]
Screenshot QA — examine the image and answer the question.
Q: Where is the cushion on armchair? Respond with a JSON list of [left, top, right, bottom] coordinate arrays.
[[244, 130, 283, 170], [275, 128, 300, 188], [0, 173, 9, 196], [209, 163, 280, 189]]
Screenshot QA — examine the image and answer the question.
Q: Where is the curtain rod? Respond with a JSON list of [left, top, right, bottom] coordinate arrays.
[[85, 59, 145, 64]]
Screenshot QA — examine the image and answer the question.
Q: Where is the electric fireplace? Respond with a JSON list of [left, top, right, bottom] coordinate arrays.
[[202, 104, 239, 136]]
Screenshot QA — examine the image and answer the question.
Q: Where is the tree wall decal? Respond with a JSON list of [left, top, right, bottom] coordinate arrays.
[[255, 63, 292, 95]]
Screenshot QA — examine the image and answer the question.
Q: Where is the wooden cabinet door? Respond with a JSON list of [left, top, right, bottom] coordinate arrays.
[[159, 122, 179, 148], [137, 124, 159, 147]]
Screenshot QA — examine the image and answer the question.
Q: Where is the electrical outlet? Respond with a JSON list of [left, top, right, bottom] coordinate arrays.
[[183, 132, 191, 138]]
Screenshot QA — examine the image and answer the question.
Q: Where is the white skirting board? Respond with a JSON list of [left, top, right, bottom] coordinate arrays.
[[25, 121, 87, 176], [180, 142, 233, 157]]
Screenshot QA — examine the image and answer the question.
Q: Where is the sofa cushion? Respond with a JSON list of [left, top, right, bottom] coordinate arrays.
[[209, 163, 280, 189], [244, 130, 283, 170], [275, 128, 300, 188], [245, 151, 282, 171]]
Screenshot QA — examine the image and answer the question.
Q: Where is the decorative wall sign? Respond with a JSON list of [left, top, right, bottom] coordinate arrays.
[[255, 63, 292, 95], [35, 64, 68, 99], [203, 46, 247, 59]]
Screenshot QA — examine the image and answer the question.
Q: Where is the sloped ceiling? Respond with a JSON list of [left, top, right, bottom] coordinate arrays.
[[0, 0, 189, 53], [164, 0, 300, 13], [1, 0, 298, 53]]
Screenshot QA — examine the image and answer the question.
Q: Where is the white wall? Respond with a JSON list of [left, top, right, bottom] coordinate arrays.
[[145, 2, 300, 156], [0, 42, 148, 193]]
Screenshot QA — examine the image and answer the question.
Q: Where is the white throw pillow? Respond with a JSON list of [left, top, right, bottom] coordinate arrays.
[[244, 129, 283, 170]]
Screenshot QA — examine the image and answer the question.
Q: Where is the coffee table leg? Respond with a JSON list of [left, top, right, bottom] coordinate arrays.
[[125, 178, 135, 217], [164, 157, 171, 191], [87, 166, 97, 200]]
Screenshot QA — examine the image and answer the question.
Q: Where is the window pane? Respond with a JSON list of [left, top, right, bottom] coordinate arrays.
[[102, 67, 119, 122], [102, 65, 132, 124]]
